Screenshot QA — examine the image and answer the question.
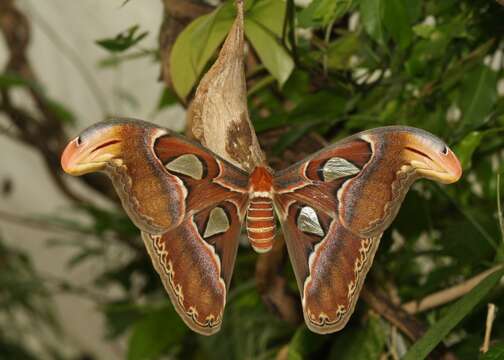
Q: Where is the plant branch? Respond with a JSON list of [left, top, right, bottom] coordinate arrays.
[[361, 287, 427, 342], [402, 265, 504, 314], [255, 234, 303, 325], [480, 303, 497, 354]]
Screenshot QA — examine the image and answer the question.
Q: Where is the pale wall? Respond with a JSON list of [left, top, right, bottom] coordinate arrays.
[[0, 1, 185, 358]]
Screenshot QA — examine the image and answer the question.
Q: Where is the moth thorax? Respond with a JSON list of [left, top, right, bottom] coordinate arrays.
[[246, 197, 276, 254]]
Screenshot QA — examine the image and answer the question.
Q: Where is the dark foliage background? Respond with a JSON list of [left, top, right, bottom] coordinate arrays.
[[0, 0, 504, 359]]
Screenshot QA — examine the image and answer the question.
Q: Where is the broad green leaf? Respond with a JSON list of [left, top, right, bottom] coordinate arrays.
[[245, 0, 293, 85], [360, 0, 386, 44], [328, 315, 387, 359], [403, 267, 504, 360], [459, 65, 498, 130], [454, 131, 484, 170], [96, 25, 148, 53], [299, 0, 355, 27], [170, 3, 235, 99], [297, 2, 318, 28], [127, 305, 188, 360], [481, 343, 504, 360], [317, 0, 354, 26], [245, 19, 294, 86], [383, 0, 413, 49], [171, 0, 290, 98], [326, 33, 360, 70], [246, 0, 286, 36]]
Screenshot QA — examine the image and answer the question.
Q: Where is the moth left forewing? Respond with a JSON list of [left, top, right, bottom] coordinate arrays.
[[141, 198, 246, 336], [104, 125, 188, 235], [154, 133, 250, 215]]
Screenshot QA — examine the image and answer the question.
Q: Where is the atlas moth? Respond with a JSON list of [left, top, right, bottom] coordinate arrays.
[[61, 119, 462, 335]]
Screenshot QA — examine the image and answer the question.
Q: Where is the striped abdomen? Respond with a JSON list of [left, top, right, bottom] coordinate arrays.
[[246, 197, 276, 253]]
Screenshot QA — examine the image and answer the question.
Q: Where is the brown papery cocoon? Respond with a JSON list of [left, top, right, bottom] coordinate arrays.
[[187, 0, 265, 172]]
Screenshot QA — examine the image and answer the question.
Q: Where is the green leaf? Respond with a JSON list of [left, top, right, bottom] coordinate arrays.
[[246, 0, 286, 36], [245, 0, 293, 86], [245, 19, 294, 86], [481, 343, 504, 360], [383, 0, 413, 49], [319, 0, 355, 26], [170, 0, 291, 98], [459, 65, 498, 130], [287, 325, 330, 360], [0, 73, 42, 91], [127, 305, 188, 360], [326, 33, 360, 70], [255, 91, 345, 133], [169, 3, 235, 99], [45, 98, 77, 125], [405, 0, 422, 23], [67, 247, 103, 269], [157, 87, 178, 110], [0, 73, 77, 125], [297, 2, 318, 28], [299, 0, 355, 27], [360, 0, 386, 44], [403, 267, 504, 360], [98, 50, 157, 69], [454, 131, 484, 170], [328, 315, 387, 359], [104, 301, 144, 339], [413, 23, 436, 39], [272, 123, 314, 154], [96, 25, 148, 53]]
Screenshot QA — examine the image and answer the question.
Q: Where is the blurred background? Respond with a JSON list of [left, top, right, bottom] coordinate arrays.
[[0, 0, 503, 359]]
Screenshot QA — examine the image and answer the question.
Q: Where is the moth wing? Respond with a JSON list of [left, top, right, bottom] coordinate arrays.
[[65, 120, 251, 335], [142, 196, 247, 335], [83, 120, 250, 234], [274, 199, 381, 333], [273, 129, 415, 333], [138, 132, 250, 335]]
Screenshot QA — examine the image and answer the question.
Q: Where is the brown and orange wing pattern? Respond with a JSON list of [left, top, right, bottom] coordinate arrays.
[[273, 126, 461, 334], [142, 199, 247, 335], [61, 119, 250, 335]]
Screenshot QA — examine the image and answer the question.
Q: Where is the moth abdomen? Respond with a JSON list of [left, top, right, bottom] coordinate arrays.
[[246, 197, 276, 253]]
